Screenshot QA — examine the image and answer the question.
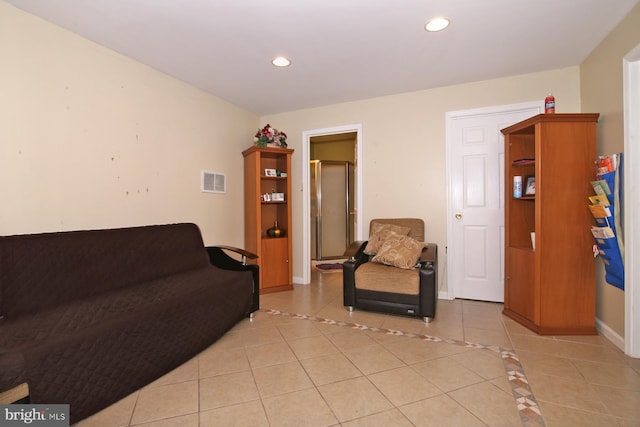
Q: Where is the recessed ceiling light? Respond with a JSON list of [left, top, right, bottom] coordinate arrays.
[[272, 56, 291, 67], [425, 17, 450, 32]]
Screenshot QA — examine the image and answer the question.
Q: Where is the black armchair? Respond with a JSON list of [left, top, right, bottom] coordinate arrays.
[[343, 218, 437, 323]]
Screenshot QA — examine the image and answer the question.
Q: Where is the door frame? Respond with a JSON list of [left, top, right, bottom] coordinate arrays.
[[445, 101, 542, 300], [301, 124, 363, 284], [623, 43, 640, 357]]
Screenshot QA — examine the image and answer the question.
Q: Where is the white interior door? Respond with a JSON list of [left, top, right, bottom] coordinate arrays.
[[447, 103, 542, 302]]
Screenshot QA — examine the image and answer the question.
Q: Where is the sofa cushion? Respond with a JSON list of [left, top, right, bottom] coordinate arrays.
[[371, 232, 425, 270], [354, 262, 419, 295], [363, 222, 410, 255]]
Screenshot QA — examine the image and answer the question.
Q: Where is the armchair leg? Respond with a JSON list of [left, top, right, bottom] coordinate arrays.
[[423, 316, 433, 324], [346, 306, 355, 312]]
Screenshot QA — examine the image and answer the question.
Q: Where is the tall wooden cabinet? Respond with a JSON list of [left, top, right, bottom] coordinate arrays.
[[243, 146, 294, 294], [501, 113, 599, 335]]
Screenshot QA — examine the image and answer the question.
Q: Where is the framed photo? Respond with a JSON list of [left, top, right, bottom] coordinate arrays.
[[264, 168, 277, 177], [271, 192, 285, 201], [525, 176, 536, 195]]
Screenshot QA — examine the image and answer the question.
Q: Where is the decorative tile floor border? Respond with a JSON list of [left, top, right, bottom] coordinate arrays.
[[265, 309, 545, 426]]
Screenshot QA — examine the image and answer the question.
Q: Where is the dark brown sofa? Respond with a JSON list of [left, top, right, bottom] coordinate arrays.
[[0, 223, 258, 423]]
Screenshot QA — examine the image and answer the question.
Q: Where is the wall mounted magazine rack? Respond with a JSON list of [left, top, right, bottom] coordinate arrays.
[[590, 153, 624, 290]]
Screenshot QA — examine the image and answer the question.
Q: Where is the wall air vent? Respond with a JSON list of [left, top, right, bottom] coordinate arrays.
[[201, 171, 226, 194]]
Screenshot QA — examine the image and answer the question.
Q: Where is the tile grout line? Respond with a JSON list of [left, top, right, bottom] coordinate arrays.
[[263, 308, 546, 427]]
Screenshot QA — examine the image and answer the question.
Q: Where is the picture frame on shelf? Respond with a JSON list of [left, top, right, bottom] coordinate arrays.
[[264, 168, 277, 177], [271, 192, 285, 201], [525, 176, 536, 195]]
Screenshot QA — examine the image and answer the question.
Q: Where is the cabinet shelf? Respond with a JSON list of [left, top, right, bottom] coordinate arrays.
[[512, 159, 535, 167], [510, 244, 534, 252]]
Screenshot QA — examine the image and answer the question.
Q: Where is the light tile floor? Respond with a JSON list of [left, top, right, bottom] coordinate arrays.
[[78, 270, 640, 426]]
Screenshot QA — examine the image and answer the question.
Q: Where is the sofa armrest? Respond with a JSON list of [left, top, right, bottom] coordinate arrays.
[[208, 245, 258, 265], [0, 383, 28, 405], [206, 246, 260, 314]]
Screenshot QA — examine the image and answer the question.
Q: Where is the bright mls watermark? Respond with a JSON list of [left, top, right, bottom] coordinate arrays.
[[1, 405, 69, 426]]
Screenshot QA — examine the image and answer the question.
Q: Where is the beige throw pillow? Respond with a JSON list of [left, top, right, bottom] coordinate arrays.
[[363, 223, 411, 255], [371, 231, 425, 270]]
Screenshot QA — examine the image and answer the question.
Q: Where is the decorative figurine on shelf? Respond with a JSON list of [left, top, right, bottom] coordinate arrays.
[[254, 124, 288, 148]]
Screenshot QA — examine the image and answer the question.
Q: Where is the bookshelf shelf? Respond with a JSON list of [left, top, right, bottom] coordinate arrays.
[[512, 159, 536, 167]]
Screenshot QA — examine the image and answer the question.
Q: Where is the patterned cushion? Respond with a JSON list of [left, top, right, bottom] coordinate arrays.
[[371, 231, 425, 269], [363, 223, 410, 255]]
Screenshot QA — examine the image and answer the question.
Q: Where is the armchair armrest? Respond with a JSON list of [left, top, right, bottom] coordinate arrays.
[[343, 240, 367, 259], [419, 243, 437, 265], [343, 241, 369, 307], [419, 243, 437, 319], [206, 246, 260, 315]]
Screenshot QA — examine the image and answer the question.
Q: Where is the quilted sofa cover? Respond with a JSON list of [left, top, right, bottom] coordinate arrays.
[[0, 223, 255, 423]]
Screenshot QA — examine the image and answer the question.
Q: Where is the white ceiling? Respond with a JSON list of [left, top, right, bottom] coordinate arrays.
[[7, 0, 639, 115]]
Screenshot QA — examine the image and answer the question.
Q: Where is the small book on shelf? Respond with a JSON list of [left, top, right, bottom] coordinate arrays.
[[590, 180, 611, 196], [589, 194, 610, 206], [588, 204, 611, 219], [591, 226, 615, 239]]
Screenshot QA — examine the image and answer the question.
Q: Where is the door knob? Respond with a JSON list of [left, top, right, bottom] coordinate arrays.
[[455, 213, 463, 219]]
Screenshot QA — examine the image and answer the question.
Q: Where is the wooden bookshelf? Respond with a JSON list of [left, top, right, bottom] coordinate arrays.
[[243, 146, 294, 293], [502, 113, 599, 335]]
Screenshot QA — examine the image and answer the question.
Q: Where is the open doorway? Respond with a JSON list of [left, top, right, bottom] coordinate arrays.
[[301, 125, 363, 284], [310, 133, 356, 261]]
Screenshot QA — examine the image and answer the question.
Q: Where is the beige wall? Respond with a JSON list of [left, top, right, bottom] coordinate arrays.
[[7, 0, 632, 336], [581, 3, 640, 337], [262, 67, 581, 287], [0, 2, 258, 247]]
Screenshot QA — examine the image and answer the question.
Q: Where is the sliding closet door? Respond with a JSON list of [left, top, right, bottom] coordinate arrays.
[[319, 162, 348, 259], [310, 161, 319, 260]]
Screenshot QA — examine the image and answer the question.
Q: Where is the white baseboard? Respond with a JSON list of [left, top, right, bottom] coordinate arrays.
[[439, 291, 453, 300], [595, 317, 625, 352]]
